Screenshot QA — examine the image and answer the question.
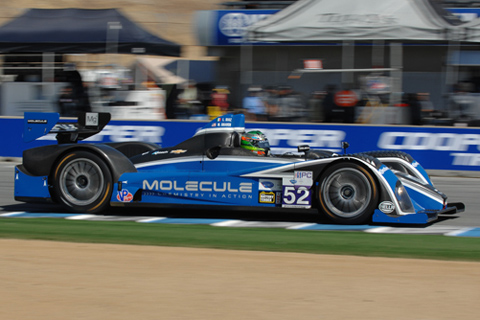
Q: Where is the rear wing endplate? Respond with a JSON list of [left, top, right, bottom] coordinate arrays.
[[23, 112, 111, 143]]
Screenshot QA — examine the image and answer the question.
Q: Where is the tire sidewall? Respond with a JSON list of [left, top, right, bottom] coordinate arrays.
[[317, 161, 378, 224], [53, 151, 113, 213]]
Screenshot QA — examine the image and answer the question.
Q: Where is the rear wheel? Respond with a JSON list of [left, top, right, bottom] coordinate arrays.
[[53, 151, 112, 213], [318, 162, 378, 224]]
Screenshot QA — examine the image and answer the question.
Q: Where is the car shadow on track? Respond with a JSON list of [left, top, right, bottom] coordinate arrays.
[[113, 206, 330, 224], [1, 202, 328, 224], [0, 203, 460, 227]]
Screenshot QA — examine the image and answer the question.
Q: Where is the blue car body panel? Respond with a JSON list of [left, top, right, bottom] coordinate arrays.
[[14, 168, 50, 200]]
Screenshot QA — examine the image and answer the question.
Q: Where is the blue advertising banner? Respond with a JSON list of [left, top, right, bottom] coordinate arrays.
[[2, 117, 480, 172], [447, 8, 480, 22], [195, 9, 278, 46], [216, 9, 278, 45], [248, 123, 480, 171]]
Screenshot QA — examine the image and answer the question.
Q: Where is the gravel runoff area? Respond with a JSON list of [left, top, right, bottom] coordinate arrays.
[[1, 239, 480, 320]]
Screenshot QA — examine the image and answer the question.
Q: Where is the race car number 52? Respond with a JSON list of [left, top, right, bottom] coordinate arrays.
[[282, 186, 311, 208]]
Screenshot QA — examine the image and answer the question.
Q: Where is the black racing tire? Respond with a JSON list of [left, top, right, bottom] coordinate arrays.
[[317, 162, 379, 225], [52, 151, 113, 214]]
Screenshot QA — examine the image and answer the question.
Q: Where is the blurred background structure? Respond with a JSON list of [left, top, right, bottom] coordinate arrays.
[[0, 0, 222, 120], [3, 0, 480, 125]]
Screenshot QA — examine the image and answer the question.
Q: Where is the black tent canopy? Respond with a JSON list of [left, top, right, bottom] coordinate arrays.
[[0, 8, 181, 56]]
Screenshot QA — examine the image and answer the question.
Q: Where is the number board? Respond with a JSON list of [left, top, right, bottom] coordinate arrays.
[[281, 171, 313, 208]]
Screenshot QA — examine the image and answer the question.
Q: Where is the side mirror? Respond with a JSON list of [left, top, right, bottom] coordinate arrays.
[[342, 141, 350, 154], [298, 145, 310, 153], [298, 145, 310, 160]]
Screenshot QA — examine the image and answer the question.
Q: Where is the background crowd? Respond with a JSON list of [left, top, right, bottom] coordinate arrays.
[[163, 81, 452, 125]]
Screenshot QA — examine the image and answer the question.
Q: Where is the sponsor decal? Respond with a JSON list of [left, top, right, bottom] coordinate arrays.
[[142, 179, 253, 201], [143, 190, 253, 200], [27, 119, 47, 124], [259, 179, 282, 191], [117, 189, 133, 202], [152, 150, 168, 155], [379, 201, 395, 214], [294, 171, 313, 187], [261, 181, 274, 189], [170, 149, 187, 154], [259, 191, 275, 204], [144, 180, 252, 193], [85, 113, 99, 126]]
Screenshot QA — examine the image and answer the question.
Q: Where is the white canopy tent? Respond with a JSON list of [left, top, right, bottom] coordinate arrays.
[[244, 0, 479, 112], [458, 15, 480, 42], [247, 0, 464, 42]]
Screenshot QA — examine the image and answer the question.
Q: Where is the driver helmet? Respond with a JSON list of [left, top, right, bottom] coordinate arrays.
[[241, 130, 270, 156]]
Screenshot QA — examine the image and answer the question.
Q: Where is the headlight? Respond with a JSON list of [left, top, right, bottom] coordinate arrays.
[[395, 180, 414, 213]]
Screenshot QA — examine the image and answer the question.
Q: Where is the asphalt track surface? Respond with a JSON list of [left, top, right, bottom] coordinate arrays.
[[1, 161, 480, 235]]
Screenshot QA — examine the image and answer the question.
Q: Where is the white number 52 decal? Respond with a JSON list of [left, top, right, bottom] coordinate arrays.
[[282, 186, 311, 208]]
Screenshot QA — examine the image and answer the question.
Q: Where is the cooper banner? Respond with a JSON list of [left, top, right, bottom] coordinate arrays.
[[2, 117, 480, 171]]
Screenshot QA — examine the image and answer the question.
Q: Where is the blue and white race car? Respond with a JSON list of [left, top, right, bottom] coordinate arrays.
[[14, 112, 464, 225]]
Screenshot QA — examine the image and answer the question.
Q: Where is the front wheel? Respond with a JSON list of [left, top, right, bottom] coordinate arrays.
[[318, 162, 378, 224], [52, 151, 113, 213]]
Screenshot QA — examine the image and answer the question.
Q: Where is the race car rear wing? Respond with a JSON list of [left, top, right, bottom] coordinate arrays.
[[23, 112, 111, 144]]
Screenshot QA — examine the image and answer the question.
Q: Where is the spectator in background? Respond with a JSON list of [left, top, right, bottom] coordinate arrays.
[[322, 85, 336, 123], [271, 85, 304, 122], [243, 86, 267, 121], [407, 93, 422, 125], [176, 80, 200, 118], [78, 82, 92, 114], [66, 70, 91, 115], [263, 86, 279, 120], [211, 86, 230, 114], [449, 82, 475, 122], [57, 85, 78, 117], [417, 92, 434, 118], [308, 90, 325, 122], [165, 84, 180, 119]]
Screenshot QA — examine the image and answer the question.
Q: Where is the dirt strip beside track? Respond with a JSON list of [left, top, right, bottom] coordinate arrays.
[[1, 239, 480, 320]]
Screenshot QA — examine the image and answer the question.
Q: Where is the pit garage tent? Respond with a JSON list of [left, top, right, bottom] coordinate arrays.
[[0, 8, 181, 56], [248, 0, 464, 42]]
